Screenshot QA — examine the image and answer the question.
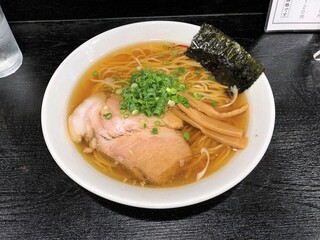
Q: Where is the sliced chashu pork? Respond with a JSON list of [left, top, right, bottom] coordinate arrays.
[[96, 127, 191, 184], [68, 93, 192, 185]]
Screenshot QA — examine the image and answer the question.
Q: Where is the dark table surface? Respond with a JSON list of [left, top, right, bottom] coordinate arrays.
[[1, 9, 320, 240]]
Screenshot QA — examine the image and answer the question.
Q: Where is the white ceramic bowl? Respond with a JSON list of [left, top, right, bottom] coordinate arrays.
[[41, 21, 275, 209]]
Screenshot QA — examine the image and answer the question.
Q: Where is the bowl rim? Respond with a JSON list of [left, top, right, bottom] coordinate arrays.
[[41, 20, 275, 209]]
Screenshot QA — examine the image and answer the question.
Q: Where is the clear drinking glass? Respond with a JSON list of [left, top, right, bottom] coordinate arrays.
[[0, 6, 23, 78]]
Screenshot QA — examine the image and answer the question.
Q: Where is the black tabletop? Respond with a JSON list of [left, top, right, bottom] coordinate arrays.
[[1, 2, 320, 239]]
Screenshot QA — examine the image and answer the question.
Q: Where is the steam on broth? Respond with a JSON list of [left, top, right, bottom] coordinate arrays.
[[68, 41, 249, 188]]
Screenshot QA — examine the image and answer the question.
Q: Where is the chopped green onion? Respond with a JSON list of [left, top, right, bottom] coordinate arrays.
[[177, 84, 186, 91], [166, 88, 177, 95], [177, 95, 190, 107], [183, 132, 191, 141], [177, 67, 185, 73], [120, 68, 188, 117], [143, 123, 147, 128], [103, 113, 113, 120], [170, 88, 177, 94], [162, 44, 170, 50], [92, 71, 98, 77], [115, 88, 123, 94], [168, 99, 175, 107], [170, 95, 178, 103], [154, 120, 161, 126], [131, 83, 138, 88], [131, 109, 140, 116], [170, 50, 178, 56], [193, 92, 202, 100], [208, 75, 215, 80], [152, 127, 158, 134], [211, 100, 219, 106], [195, 70, 202, 75]]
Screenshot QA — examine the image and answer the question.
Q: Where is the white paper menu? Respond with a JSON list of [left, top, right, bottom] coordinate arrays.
[[265, 0, 320, 31]]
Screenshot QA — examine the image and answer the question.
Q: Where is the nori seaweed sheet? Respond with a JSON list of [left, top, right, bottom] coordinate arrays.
[[185, 23, 264, 93]]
